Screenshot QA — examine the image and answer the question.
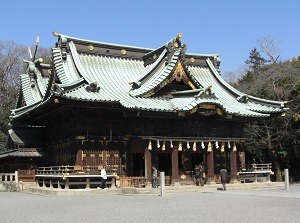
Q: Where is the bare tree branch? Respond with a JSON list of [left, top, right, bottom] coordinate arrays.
[[256, 35, 281, 63]]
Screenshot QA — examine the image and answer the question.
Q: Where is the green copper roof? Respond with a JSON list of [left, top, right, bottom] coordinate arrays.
[[10, 33, 288, 121]]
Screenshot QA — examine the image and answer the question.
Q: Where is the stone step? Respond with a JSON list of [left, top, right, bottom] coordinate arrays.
[[22, 181, 286, 196]]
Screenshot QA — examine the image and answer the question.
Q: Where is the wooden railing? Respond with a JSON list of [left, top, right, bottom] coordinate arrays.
[[0, 171, 18, 183], [239, 163, 272, 172], [35, 165, 117, 189], [119, 176, 171, 188], [119, 176, 147, 188]]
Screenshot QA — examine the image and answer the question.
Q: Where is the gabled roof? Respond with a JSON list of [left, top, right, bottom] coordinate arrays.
[[10, 32, 288, 122]]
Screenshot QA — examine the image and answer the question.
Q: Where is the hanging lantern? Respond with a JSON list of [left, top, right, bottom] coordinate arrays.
[[207, 141, 212, 152], [157, 140, 160, 148], [228, 141, 231, 149], [192, 142, 197, 151], [215, 141, 219, 149], [162, 141, 166, 151], [221, 143, 225, 152], [233, 142, 237, 152], [187, 142, 190, 149], [178, 141, 182, 151], [201, 141, 205, 149], [170, 140, 173, 148], [148, 140, 152, 150]]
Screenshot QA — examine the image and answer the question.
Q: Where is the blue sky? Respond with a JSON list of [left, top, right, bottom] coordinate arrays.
[[1, 0, 300, 76]]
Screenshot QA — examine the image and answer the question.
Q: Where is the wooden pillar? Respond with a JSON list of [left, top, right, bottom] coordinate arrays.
[[76, 150, 83, 166], [86, 178, 90, 189], [171, 148, 179, 185], [206, 148, 215, 184], [239, 151, 245, 170], [230, 150, 238, 183], [144, 147, 152, 185], [103, 140, 107, 167], [65, 179, 69, 189]]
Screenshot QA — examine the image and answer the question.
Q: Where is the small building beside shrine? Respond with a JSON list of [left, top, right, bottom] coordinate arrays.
[[3, 33, 287, 185]]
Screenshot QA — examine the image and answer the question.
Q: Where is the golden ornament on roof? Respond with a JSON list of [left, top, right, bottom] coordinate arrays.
[[216, 107, 223, 116], [176, 33, 183, 40], [121, 49, 126, 55], [88, 45, 94, 51]]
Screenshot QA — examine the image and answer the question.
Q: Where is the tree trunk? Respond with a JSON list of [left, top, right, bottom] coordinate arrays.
[[265, 124, 283, 182]]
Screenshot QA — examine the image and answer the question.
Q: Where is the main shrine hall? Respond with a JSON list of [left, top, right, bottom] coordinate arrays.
[[3, 33, 287, 185]]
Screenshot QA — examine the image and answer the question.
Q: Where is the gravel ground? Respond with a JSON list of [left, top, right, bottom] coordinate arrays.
[[1, 184, 300, 223]]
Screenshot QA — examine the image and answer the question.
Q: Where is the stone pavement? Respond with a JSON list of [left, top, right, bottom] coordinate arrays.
[[1, 183, 300, 223]]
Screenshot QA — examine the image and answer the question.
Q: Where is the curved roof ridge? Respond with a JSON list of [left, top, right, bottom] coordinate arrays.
[[10, 95, 55, 120], [54, 32, 152, 52], [52, 48, 68, 84], [69, 41, 93, 84], [206, 59, 242, 97], [246, 95, 286, 108], [35, 70, 49, 97], [129, 50, 181, 97], [131, 48, 167, 86], [207, 59, 286, 108], [55, 77, 86, 93], [20, 73, 42, 106], [10, 100, 41, 117], [14, 76, 24, 109], [186, 52, 218, 59]]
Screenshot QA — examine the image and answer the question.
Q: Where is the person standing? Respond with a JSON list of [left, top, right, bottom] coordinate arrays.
[[194, 165, 201, 186], [200, 162, 206, 186], [220, 169, 227, 191], [98, 165, 108, 190], [152, 165, 158, 188]]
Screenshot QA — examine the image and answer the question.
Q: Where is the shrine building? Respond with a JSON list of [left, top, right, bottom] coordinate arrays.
[[3, 33, 287, 185]]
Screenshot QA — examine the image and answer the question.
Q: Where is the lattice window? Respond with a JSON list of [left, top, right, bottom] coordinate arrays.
[[105, 150, 124, 175], [80, 140, 127, 175], [82, 150, 103, 166]]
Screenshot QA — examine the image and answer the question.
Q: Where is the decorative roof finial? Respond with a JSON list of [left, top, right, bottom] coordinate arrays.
[[176, 33, 183, 40], [53, 32, 59, 37]]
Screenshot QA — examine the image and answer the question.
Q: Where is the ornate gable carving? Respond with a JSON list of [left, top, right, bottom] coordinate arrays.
[[170, 61, 196, 90], [131, 33, 201, 98], [144, 61, 197, 98]]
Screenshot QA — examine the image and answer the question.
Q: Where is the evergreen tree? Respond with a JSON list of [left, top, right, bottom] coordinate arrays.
[[244, 47, 268, 73]]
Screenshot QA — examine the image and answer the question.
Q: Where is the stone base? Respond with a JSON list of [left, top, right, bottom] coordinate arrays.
[[206, 180, 216, 185], [171, 181, 181, 186], [146, 182, 153, 188], [229, 179, 240, 184]]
